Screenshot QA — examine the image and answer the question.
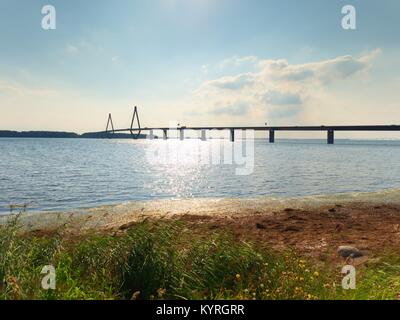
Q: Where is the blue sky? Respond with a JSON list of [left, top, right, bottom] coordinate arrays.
[[0, 0, 399, 137]]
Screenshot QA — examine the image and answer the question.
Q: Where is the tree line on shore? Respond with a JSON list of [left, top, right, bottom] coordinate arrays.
[[0, 130, 147, 139]]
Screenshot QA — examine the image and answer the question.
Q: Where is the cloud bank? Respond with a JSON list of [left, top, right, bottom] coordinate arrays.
[[193, 49, 382, 123]]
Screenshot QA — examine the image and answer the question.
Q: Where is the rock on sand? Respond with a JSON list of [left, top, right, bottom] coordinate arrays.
[[337, 246, 364, 258]]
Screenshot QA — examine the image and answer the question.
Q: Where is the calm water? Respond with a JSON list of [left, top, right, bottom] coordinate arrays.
[[1, 138, 400, 213]]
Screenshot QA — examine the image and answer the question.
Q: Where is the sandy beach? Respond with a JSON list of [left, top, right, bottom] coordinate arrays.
[[3, 188, 400, 262]]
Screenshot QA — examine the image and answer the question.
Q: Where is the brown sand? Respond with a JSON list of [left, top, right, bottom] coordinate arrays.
[[173, 202, 400, 261], [2, 190, 400, 260]]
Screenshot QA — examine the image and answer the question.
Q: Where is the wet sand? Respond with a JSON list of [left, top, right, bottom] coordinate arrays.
[[2, 189, 400, 260]]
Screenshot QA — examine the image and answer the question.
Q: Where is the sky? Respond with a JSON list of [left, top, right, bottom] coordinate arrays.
[[0, 0, 400, 138]]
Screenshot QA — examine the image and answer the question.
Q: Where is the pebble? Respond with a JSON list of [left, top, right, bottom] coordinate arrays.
[[337, 246, 364, 258]]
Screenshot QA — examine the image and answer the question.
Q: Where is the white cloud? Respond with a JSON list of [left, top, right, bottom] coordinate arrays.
[[262, 90, 302, 106], [205, 73, 254, 90], [218, 55, 258, 69], [201, 64, 208, 75], [192, 49, 382, 122], [64, 39, 105, 56], [66, 44, 79, 54], [211, 101, 249, 115], [0, 80, 58, 97], [259, 48, 381, 84]]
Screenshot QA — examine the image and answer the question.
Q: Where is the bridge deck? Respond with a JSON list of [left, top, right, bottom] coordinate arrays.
[[101, 108, 400, 144], [97, 124, 400, 144], [99, 125, 400, 134]]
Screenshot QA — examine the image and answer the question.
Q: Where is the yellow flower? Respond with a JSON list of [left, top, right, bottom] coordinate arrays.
[[157, 288, 166, 298], [313, 271, 320, 278], [236, 274, 241, 280]]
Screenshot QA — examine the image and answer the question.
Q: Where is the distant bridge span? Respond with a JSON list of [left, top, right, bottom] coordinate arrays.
[[100, 107, 400, 144]]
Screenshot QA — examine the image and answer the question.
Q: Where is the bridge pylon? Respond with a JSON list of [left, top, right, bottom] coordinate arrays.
[[130, 106, 142, 139], [105, 113, 115, 138]]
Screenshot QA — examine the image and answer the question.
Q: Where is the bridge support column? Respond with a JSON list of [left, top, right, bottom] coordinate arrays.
[[201, 130, 206, 141], [149, 129, 154, 140], [180, 129, 184, 140], [230, 129, 235, 142], [327, 130, 334, 144], [269, 130, 275, 143], [163, 129, 168, 140]]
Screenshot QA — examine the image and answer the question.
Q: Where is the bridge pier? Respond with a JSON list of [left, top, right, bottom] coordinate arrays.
[[201, 129, 206, 141], [180, 129, 184, 140], [327, 130, 334, 144], [242, 129, 247, 140], [230, 129, 235, 142], [149, 129, 154, 140], [269, 130, 275, 143], [99, 109, 400, 144]]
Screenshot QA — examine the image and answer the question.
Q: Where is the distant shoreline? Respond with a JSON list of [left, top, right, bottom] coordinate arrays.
[[0, 130, 148, 139]]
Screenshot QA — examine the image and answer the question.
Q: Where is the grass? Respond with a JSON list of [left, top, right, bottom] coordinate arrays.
[[1, 213, 400, 300]]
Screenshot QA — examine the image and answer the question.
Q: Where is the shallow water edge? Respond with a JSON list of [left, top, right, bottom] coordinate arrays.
[[2, 187, 400, 232]]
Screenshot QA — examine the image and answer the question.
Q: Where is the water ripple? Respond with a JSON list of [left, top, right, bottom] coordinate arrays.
[[1, 138, 400, 213]]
